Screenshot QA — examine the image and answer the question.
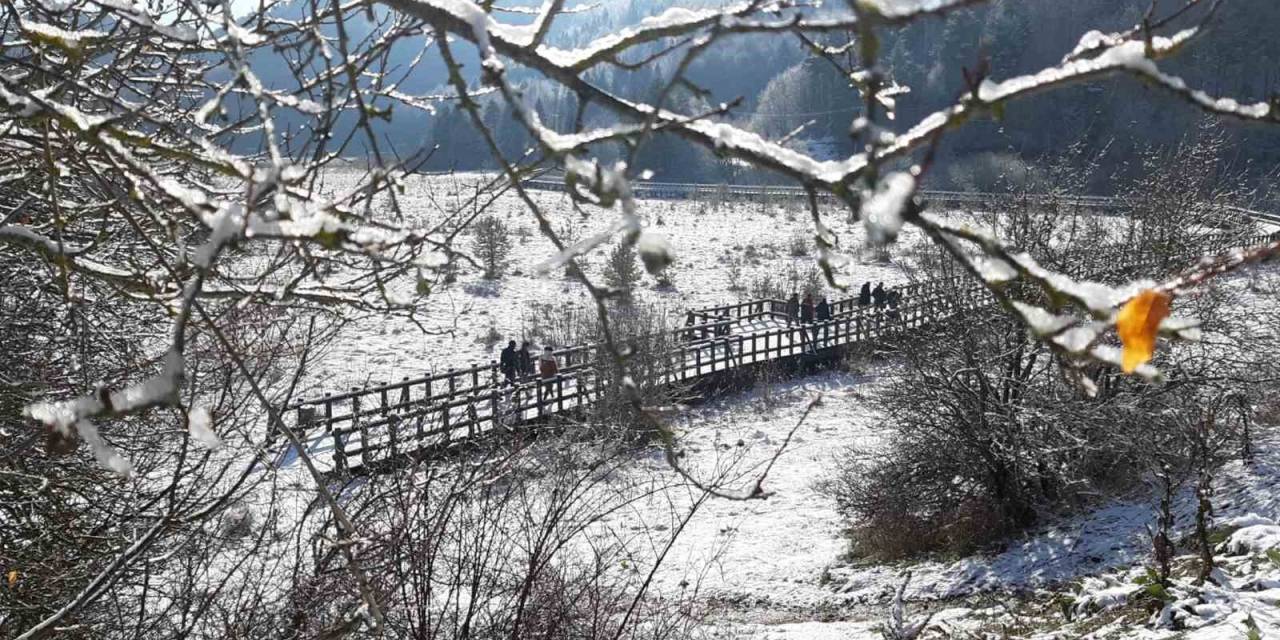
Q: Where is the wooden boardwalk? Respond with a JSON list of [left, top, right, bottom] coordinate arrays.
[[285, 229, 1280, 473]]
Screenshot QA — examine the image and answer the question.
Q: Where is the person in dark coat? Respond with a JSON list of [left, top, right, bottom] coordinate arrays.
[[800, 294, 816, 351], [499, 340, 518, 385], [715, 309, 732, 357], [518, 341, 534, 377], [684, 312, 698, 343], [857, 282, 872, 306], [785, 293, 800, 326], [872, 282, 887, 308], [816, 296, 831, 346], [887, 289, 901, 319]]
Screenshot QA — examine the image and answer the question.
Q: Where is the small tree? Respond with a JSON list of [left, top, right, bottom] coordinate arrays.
[[471, 214, 513, 279], [604, 242, 641, 300]]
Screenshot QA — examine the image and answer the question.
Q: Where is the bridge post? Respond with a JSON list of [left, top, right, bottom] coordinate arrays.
[[536, 376, 544, 416], [467, 398, 479, 439], [398, 379, 410, 450], [556, 374, 565, 413], [489, 359, 500, 430], [417, 377, 429, 443], [324, 393, 343, 473], [352, 388, 366, 469], [379, 384, 389, 463], [440, 394, 451, 444]]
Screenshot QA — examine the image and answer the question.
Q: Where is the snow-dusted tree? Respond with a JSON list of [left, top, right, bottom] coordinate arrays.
[[470, 214, 513, 279], [604, 241, 642, 300]]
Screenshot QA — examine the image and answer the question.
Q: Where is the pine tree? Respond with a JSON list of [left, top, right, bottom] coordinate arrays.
[[604, 242, 641, 301], [470, 215, 513, 280]]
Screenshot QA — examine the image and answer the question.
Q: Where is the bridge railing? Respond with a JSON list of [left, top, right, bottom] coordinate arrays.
[[292, 273, 995, 469]]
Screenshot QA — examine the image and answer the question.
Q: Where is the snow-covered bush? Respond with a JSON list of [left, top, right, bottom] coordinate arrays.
[[824, 300, 1258, 559]]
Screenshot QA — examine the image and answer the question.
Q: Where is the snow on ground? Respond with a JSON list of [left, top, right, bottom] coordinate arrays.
[[594, 267, 1280, 638], [587, 362, 1279, 637], [272, 174, 1280, 637], [297, 171, 994, 397], [612, 371, 890, 610]]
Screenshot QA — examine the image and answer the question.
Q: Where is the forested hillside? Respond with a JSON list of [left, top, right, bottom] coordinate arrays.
[[410, 0, 1280, 191]]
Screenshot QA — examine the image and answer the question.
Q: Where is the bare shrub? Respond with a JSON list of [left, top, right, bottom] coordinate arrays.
[[823, 305, 1242, 559], [785, 263, 824, 299], [726, 256, 745, 292], [748, 272, 786, 301], [1120, 118, 1263, 267], [788, 232, 809, 257], [270, 433, 705, 640]]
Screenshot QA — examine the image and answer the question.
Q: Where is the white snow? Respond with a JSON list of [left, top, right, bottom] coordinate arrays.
[[1220, 523, 1280, 556], [861, 171, 916, 246], [295, 171, 943, 395], [188, 406, 223, 449]]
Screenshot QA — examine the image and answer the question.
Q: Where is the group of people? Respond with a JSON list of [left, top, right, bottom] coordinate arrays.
[[498, 341, 561, 390], [782, 282, 902, 351], [783, 293, 833, 352], [497, 281, 906, 391], [856, 281, 900, 308]]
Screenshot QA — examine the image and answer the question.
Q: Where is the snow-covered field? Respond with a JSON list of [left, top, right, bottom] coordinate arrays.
[[298, 171, 976, 396], [277, 174, 1280, 638]]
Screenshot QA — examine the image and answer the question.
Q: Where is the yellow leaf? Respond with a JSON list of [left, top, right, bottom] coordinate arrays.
[[7, 570, 16, 587], [1117, 289, 1172, 373]]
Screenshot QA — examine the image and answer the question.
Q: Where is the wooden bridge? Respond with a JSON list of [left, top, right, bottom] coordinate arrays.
[[284, 228, 1278, 473]]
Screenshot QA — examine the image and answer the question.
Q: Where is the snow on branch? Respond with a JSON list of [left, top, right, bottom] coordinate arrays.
[[977, 28, 1274, 122], [25, 350, 186, 476]]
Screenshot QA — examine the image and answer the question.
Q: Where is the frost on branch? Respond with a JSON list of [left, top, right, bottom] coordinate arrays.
[[24, 350, 185, 473], [636, 230, 674, 275], [536, 159, 643, 275], [861, 171, 916, 246], [188, 406, 222, 450]]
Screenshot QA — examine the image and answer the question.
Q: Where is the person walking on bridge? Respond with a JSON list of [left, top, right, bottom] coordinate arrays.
[[518, 341, 534, 378], [785, 293, 800, 326], [872, 282, 887, 309], [816, 296, 831, 347], [714, 309, 732, 357], [499, 340, 518, 385], [538, 346, 559, 401], [800, 293, 815, 352], [858, 282, 872, 306]]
